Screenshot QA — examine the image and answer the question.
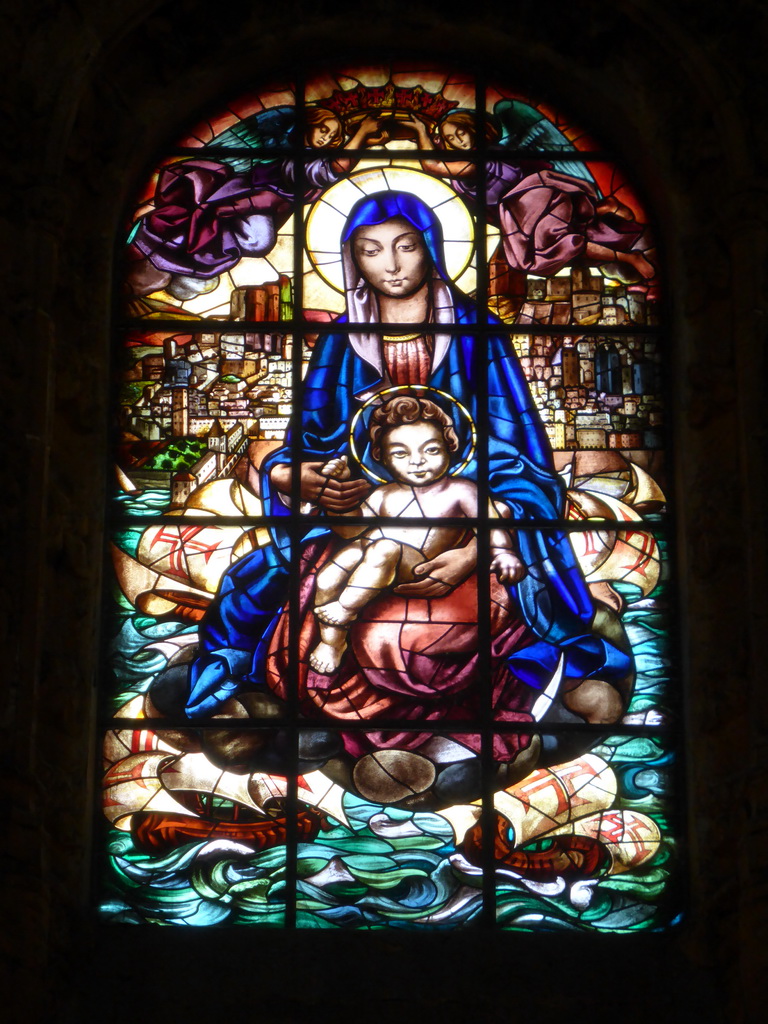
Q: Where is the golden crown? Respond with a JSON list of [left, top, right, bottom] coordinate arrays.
[[321, 83, 458, 126]]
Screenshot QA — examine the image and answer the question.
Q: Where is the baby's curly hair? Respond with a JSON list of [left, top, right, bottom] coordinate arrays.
[[369, 395, 459, 463]]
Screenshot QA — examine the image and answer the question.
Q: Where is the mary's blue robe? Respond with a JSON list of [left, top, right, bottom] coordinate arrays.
[[186, 297, 631, 720]]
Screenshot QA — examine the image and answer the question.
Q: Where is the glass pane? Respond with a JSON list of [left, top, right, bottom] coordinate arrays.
[[484, 85, 600, 152], [99, 727, 288, 926], [303, 156, 478, 312], [491, 733, 676, 932], [124, 159, 296, 320], [295, 730, 485, 929], [114, 327, 294, 514], [173, 82, 297, 149], [489, 266, 658, 330], [108, 528, 293, 723], [483, 525, 671, 728], [486, 335, 666, 518], [305, 63, 476, 154]]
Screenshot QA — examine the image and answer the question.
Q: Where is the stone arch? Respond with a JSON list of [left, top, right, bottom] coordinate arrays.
[[7, 2, 766, 1020]]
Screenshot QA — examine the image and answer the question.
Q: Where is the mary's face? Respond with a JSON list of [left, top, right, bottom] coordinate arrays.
[[308, 117, 342, 148], [352, 216, 430, 299]]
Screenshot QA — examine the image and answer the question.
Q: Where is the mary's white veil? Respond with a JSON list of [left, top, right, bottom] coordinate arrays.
[[341, 232, 456, 377]]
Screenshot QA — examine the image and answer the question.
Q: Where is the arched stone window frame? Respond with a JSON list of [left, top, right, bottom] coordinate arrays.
[[7, 3, 765, 1020]]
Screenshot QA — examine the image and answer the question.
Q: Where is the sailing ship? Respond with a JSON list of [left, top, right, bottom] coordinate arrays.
[[103, 740, 349, 855], [448, 754, 662, 879]]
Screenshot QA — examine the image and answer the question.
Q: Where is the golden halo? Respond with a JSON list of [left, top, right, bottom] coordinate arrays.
[[349, 385, 477, 484], [305, 167, 475, 293]]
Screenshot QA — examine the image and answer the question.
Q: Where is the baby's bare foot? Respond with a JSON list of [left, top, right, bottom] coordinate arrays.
[[316, 601, 355, 626], [309, 641, 346, 674]]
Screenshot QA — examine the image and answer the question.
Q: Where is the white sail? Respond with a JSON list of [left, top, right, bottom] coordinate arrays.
[[158, 754, 349, 826], [567, 487, 660, 595], [440, 754, 617, 847], [624, 461, 666, 507], [135, 523, 252, 594], [160, 751, 268, 815], [573, 468, 632, 501], [115, 464, 140, 494], [548, 808, 662, 873], [182, 478, 263, 518], [584, 530, 661, 596], [299, 770, 350, 828], [493, 754, 618, 847], [103, 752, 197, 830], [111, 543, 212, 606]]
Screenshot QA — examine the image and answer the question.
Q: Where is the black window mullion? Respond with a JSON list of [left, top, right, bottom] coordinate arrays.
[[118, 316, 661, 340], [282, 71, 308, 930], [472, 71, 498, 932]]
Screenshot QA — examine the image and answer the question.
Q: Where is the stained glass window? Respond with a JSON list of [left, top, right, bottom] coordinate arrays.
[[102, 63, 677, 931]]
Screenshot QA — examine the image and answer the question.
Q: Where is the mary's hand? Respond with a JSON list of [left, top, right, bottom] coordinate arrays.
[[394, 540, 477, 598], [270, 462, 371, 510], [299, 462, 371, 511]]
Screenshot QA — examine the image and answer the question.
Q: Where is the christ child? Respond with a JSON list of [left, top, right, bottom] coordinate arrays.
[[308, 396, 526, 674]]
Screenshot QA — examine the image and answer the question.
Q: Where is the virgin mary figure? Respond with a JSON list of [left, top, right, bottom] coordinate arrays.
[[180, 189, 633, 805]]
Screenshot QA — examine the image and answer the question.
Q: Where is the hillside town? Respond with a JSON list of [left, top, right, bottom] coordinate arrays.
[[490, 262, 662, 454], [118, 265, 662, 496]]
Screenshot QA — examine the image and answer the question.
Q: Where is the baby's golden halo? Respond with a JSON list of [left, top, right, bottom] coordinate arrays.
[[349, 384, 477, 484]]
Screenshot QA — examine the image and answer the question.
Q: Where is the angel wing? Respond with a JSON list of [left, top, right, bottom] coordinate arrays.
[[209, 105, 296, 171], [493, 99, 594, 184]]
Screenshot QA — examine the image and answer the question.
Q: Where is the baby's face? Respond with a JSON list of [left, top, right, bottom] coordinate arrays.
[[381, 421, 450, 486]]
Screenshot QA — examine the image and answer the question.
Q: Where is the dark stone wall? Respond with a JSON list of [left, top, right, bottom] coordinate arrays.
[[3, 1, 766, 1020]]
